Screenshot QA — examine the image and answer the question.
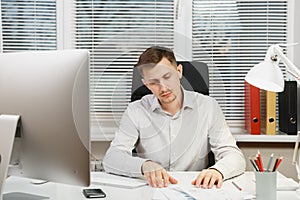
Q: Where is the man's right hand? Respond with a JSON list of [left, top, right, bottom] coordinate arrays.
[[142, 160, 178, 188]]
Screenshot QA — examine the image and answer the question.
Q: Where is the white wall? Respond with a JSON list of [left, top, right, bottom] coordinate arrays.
[[239, 143, 298, 180]]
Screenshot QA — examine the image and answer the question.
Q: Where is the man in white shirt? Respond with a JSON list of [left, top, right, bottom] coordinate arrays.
[[103, 46, 246, 189]]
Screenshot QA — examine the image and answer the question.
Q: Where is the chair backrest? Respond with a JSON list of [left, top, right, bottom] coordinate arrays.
[[131, 61, 209, 102]]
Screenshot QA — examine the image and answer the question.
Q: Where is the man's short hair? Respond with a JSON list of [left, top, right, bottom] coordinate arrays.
[[136, 46, 177, 76]]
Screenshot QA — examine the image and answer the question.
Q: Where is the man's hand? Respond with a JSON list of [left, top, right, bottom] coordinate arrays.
[[191, 168, 223, 189], [142, 161, 178, 188]]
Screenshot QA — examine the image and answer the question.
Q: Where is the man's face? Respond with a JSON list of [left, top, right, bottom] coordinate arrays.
[[142, 57, 182, 105]]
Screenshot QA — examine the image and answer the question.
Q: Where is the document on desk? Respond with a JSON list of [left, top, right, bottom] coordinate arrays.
[[152, 184, 254, 200], [91, 172, 148, 189], [152, 185, 197, 200], [277, 177, 298, 191], [152, 172, 255, 200]]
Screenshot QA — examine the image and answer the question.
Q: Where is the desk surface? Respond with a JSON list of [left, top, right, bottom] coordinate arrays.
[[3, 171, 300, 200]]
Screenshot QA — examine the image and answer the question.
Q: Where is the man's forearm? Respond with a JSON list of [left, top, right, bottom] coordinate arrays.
[[102, 148, 147, 177], [211, 151, 246, 180]]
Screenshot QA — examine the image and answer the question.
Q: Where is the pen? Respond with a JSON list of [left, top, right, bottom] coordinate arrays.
[[266, 153, 274, 172], [257, 150, 264, 172], [272, 156, 283, 172], [232, 181, 242, 191], [255, 158, 264, 172], [249, 157, 259, 171]]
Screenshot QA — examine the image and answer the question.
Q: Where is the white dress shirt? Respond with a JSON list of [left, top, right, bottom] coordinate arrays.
[[103, 89, 246, 180]]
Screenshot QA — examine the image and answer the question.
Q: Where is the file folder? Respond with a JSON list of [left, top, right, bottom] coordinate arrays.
[[244, 81, 260, 134], [279, 81, 298, 135], [261, 90, 276, 135]]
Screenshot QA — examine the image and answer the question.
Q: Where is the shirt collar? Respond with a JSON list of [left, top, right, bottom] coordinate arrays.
[[150, 87, 195, 112], [182, 88, 195, 109], [150, 96, 161, 112]]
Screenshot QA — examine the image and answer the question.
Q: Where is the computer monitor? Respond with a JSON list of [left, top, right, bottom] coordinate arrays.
[[0, 50, 90, 199]]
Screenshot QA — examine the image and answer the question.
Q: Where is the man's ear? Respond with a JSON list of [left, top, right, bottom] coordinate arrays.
[[177, 64, 183, 79]]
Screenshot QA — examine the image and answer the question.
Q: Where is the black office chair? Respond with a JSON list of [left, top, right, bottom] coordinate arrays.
[[131, 61, 209, 102], [130, 61, 215, 167]]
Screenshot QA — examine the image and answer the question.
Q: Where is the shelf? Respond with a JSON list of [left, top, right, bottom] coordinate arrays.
[[233, 133, 298, 143], [90, 125, 115, 142], [91, 134, 114, 142], [90, 124, 299, 143], [92, 133, 298, 143]]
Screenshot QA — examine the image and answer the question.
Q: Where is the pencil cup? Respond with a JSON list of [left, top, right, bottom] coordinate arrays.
[[255, 171, 277, 200]]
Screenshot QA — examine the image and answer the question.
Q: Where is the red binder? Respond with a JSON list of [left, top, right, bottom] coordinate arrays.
[[244, 81, 260, 134]]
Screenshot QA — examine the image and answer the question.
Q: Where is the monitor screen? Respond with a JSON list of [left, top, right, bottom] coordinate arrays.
[[0, 50, 90, 197]]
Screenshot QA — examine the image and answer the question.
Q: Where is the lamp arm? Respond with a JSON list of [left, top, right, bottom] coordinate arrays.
[[293, 131, 300, 182], [293, 131, 300, 164], [271, 45, 300, 85], [270, 44, 300, 173]]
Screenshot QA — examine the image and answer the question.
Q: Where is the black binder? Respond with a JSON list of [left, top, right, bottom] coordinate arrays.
[[279, 81, 298, 135]]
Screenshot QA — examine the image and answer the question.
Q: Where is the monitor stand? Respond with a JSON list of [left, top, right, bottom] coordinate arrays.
[[0, 115, 20, 200], [3, 192, 49, 200], [0, 115, 50, 200]]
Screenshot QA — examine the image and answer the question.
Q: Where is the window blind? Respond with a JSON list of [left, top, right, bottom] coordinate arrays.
[[0, 0, 290, 138], [192, 0, 288, 131], [0, 0, 56, 52], [74, 0, 174, 139]]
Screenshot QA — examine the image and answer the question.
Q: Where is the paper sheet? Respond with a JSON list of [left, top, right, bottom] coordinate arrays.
[[152, 183, 255, 200]]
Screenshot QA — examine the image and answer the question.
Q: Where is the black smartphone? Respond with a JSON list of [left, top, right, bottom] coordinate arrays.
[[83, 188, 106, 198]]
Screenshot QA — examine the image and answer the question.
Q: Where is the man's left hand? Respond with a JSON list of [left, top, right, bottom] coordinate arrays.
[[191, 168, 223, 189]]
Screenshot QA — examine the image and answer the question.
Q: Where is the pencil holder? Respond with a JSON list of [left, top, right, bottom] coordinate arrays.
[[255, 171, 277, 200]]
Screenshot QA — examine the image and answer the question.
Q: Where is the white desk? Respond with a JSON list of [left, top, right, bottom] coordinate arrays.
[[2, 171, 300, 200]]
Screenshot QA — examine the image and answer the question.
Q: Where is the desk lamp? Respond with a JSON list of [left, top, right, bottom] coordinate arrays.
[[245, 43, 300, 188]]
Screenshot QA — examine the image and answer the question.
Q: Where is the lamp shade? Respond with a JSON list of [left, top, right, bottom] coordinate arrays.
[[245, 61, 285, 92]]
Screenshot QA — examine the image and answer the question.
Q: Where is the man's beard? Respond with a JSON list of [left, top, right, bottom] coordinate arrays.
[[159, 91, 177, 104]]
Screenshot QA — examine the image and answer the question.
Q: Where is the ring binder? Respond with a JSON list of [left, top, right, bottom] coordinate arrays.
[[245, 81, 261, 134], [279, 81, 298, 135]]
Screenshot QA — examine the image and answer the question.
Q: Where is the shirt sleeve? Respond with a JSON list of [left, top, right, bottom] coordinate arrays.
[[102, 103, 148, 177], [207, 98, 246, 180]]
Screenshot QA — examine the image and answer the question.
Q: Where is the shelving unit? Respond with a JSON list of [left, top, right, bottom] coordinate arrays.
[[233, 133, 297, 143], [90, 120, 299, 143], [90, 125, 115, 142], [91, 126, 298, 143]]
